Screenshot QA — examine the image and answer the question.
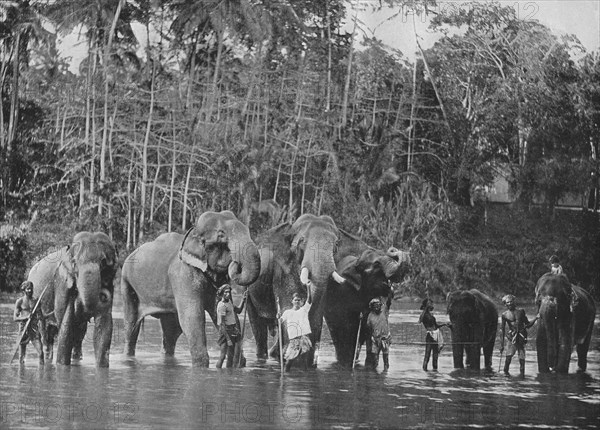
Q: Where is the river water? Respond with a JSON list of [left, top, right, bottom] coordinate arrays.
[[0, 297, 598, 429]]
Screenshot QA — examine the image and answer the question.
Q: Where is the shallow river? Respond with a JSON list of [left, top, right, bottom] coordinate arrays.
[[0, 297, 598, 429]]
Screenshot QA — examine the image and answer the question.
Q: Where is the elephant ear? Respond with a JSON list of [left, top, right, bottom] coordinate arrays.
[[336, 256, 362, 291], [179, 227, 208, 272], [474, 295, 486, 320], [446, 291, 457, 314], [58, 245, 76, 289]]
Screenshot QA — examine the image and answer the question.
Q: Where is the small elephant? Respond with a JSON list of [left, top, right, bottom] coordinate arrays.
[[246, 214, 345, 367], [446, 289, 498, 371], [28, 231, 117, 367], [535, 273, 596, 373], [121, 211, 261, 367], [325, 229, 410, 367]]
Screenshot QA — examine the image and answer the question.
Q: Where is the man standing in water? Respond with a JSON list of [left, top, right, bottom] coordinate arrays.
[[365, 297, 392, 370], [418, 298, 449, 371], [216, 284, 246, 368], [279, 283, 312, 371], [500, 294, 538, 376], [13, 281, 44, 365]]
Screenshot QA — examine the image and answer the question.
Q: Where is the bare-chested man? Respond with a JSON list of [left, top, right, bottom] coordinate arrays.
[[500, 294, 538, 376], [13, 281, 44, 365]]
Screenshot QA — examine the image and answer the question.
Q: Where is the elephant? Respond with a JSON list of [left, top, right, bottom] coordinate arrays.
[[446, 289, 498, 371], [324, 229, 410, 367], [120, 210, 261, 367], [246, 214, 345, 367], [28, 231, 117, 367], [535, 273, 596, 373]]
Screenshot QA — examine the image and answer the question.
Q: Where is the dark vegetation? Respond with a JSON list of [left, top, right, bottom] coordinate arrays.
[[1, 1, 599, 301]]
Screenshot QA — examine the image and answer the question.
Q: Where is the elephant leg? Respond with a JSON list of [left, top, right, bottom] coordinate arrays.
[[483, 342, 494, 371], [269, 332, 282, 361], [93, 313, 112, 368], [536, 325, 550, 373], [43, 323, 57, 363], [122, 282, 141, 356], [72, 320, 87, 360], [247, 299, 268, 360], [452, 341, 464, 369], [160, 314, 182, 356], [57, 297, 75, 365], [576, 328, 593, 372], [556, 331, 572, 374], [470, 345, 481, 370], [177, 307, 209, 367]]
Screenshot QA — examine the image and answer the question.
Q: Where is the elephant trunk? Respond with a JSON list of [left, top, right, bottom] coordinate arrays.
[[540, 296, 559, 370], [300, 252, 341, 363], [78, 262, 101, 314], [229, 238, 261, 286]]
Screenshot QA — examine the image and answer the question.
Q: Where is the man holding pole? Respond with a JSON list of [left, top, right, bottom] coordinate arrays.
[[13, 281, 44, 365]]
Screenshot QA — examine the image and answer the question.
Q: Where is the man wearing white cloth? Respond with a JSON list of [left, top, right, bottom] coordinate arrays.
[[279, 283, 313, 371]]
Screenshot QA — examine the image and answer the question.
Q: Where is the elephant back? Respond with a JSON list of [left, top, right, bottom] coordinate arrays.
[[121, 233, 182, 302], [28, 248, 64, 314]]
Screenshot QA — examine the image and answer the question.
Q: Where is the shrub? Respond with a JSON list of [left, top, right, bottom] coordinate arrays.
[[0, 224, 28, 292]]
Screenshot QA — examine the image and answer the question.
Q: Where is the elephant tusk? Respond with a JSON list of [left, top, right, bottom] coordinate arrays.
[[300, 267, 310, 285], [228, 261, 240, 281], [179, 249, 208, 272], [332, 271, 345, 284]]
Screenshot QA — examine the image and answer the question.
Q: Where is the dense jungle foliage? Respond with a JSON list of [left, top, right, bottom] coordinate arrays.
[[1, 1, 599, 300]]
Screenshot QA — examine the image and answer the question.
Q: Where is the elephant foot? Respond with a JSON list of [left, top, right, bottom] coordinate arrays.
[[191, 352, 210, 368], [256, 351, 268, 361], [72, 352, 82, 361]]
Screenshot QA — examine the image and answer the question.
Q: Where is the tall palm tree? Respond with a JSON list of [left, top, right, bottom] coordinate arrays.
[[0, 0, 51, 207]]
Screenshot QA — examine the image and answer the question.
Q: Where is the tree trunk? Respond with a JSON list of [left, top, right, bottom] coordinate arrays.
[[140, 61, 156, 241], [182, 163, 192, 231], [341, 5, 358, 128], [99, 0, 124, 213]]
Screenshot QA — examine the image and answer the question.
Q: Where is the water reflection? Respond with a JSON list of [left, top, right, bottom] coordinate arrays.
[[0, 302, 598, 429]]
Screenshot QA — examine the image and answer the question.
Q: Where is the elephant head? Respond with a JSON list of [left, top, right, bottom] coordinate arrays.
[[246, 213, 344, 366], [179, 210, 261, 286], [58, 232, 117, 315], [285, 214, 345, 363], [534, 273, 596, 373], [30, 231, 117, 367], [325, 230, 411, 366]]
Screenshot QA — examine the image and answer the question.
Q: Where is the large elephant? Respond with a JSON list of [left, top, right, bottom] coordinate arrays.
[[246, 214, 345, 367], [325, 229, 410, 367], [535, 273, 596, 373], [121, 211, 261, 367], [28, 231, 117, 367], [446, 289, 498, 371]]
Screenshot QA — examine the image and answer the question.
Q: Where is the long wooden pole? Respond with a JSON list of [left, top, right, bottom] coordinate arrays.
[[352, 313, 363, 371], [276, 297, 284, 375], [237, 289, 248, 367]]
